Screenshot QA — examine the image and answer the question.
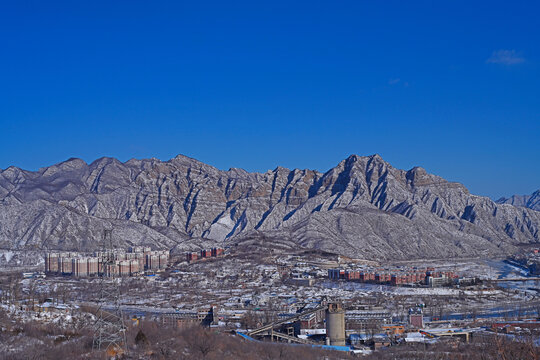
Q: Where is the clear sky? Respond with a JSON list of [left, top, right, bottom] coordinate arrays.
[[0, 1, 538, 199]]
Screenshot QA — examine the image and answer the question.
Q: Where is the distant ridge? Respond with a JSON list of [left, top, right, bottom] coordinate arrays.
[[496, 190, 540, 211], [0, 154, 538, 260]]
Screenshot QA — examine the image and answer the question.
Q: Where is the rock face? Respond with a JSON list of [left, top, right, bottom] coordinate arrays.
[[0, 154, 538, 260], [496, 190, 540, 211]]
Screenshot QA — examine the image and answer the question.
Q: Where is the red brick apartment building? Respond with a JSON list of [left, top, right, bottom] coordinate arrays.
[[186, 248, 225, 263], [329, 268, 456, 286]]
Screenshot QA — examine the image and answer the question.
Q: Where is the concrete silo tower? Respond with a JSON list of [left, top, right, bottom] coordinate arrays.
[[325, 303, 346, 346]]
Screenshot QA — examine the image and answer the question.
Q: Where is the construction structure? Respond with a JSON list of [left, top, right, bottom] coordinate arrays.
[[420, 329, 472, 343], [92, 230, 127, 355], [243, 302, 347, 348], [326, 303, 346, 346], [245, 305, 327, 344]]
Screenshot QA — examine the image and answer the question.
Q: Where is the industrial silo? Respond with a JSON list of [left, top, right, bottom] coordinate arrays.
[[325, 303, 345, 346]]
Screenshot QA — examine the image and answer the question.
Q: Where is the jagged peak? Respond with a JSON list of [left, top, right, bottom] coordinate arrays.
[[87, 157, 124, 170], [273, 166, 290, 172], [0, 165, 26, 181], [172, 154, 200, 162], [227, 167, 249, 175], [343, 153, 385, 164], [368, 153, 384, 161], [495, 196, 508, 203], [405, 168, 422, 188], [406, 166, 427, 177], [59, 157, 87, 168], [38, 157, 88, 176], [125, 158, 143, 165], [345, 154, 360, 162], [496, 189, 540, 211], [1, 165, 21, 173], [169, 154, 217, 170], [499, 189, 540, 200]]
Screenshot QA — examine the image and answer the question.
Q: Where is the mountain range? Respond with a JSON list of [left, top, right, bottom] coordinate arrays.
[[0, 154, 538, 261], [496, 190, 540, 211]]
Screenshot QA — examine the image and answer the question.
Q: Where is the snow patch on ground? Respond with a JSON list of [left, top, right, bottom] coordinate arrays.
[[206, 215, 235, 241], [1, 250, 14, 262]]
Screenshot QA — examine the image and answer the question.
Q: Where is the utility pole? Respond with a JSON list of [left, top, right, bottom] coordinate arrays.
[[92, 229, 127, 355]]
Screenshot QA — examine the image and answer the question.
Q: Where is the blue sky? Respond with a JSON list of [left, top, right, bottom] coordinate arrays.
[[0, 1, 538, 199]]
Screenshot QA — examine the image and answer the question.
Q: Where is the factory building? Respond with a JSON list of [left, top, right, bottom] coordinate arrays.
[[346, 306, 392, 332], [160, 306, 218, 328], [161, 311, 200, 328], [296, 312, 318, 330]]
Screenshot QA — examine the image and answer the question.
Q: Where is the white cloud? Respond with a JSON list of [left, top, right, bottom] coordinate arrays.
[[388, 78, 400, 85], [486, 49, 525, 65]]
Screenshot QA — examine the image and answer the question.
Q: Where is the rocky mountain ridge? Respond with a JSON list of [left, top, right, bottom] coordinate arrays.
[[496, 190, 540, 211], [0, 154, 538, 260]]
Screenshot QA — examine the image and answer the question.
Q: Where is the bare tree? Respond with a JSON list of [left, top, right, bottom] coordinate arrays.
[[183, 327, 217, 359]]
